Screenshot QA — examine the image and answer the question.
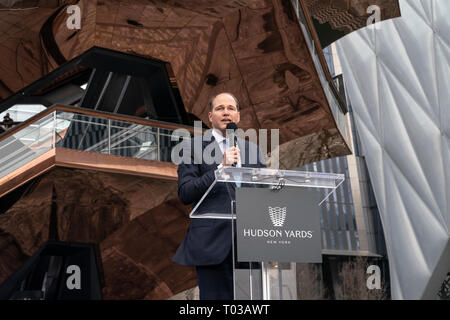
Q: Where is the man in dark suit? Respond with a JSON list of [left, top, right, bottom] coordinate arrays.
[[2, 113, 14, 129], [173, 92, 265, 300]]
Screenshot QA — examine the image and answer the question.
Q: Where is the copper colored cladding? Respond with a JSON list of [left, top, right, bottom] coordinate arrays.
[[56, 148, 178, 181], [0, 166, 196, 299], [0, 0, 402, 300], [0, 0, 358, 167], [304, 0, 401, 33], [0, 1, 401, 167], [0, 6, 58, 96], [0, 147, 178, 198]]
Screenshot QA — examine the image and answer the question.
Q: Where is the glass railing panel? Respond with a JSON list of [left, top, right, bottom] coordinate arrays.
[[130, 128, 159, 161], [57, 112, 109, 151], [18, 122, 55, 150], [158, 127, 182, 163], [0, 112, 56, 180], [0, 104, 46, 123], [0, 108, 194, 181], [55, 110, 193, 163], [9, 113, 54, 145], [108, 125, 158, 158]]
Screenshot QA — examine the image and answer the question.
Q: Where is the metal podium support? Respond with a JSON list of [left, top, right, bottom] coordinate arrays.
[[190, 167, 344, 300]]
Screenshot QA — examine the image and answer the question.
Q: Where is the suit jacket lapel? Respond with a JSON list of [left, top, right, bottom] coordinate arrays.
[[202, 134, 223, 166]]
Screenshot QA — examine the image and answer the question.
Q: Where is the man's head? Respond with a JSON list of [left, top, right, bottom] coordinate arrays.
[[208, 92, 240, 135]]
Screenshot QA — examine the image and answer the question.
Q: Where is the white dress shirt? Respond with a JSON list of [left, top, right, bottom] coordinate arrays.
[[212, 129, 241, 168]]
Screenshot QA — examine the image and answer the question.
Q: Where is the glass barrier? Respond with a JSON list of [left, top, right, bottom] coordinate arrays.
[[0, 109, 191, 180], [0, 113, 55, 179], [216, 166, 344, 188], [190, 167, 345, 219]]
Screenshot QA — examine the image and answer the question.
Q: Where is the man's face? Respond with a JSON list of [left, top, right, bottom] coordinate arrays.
[[208, 93, 240, 133]]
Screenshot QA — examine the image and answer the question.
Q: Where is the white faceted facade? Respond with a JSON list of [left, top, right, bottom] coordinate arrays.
[[336, 0, 450, 299]]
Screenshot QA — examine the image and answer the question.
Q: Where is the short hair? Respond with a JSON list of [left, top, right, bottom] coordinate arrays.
[[209, 92, 239, 112]]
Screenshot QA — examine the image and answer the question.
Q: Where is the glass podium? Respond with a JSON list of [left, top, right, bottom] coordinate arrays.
[[189, 167, 344, 300]]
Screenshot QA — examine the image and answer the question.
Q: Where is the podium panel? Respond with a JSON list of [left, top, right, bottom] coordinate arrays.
[[235, 187, 322, 263], [190, 167, 344, 300], [190, 167, 344, 219]]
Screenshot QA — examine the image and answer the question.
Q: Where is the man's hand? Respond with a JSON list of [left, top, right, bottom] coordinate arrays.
[[222, 147, 240, 166]]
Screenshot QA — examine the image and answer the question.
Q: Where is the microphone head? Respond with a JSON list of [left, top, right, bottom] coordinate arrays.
[[226, 122, 238, 130]]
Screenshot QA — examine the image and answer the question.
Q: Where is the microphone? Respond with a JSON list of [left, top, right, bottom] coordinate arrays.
[[226, 122, 238, 167]]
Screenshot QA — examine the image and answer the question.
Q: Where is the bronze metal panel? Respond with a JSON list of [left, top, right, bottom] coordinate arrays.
[[0, 166, 195, 299], [304, 0, 401, 34], [54, 148, 178, 181], [0, 0, 362, 167], [0, 149, 56, 198], [0, 147, 178, 198]]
